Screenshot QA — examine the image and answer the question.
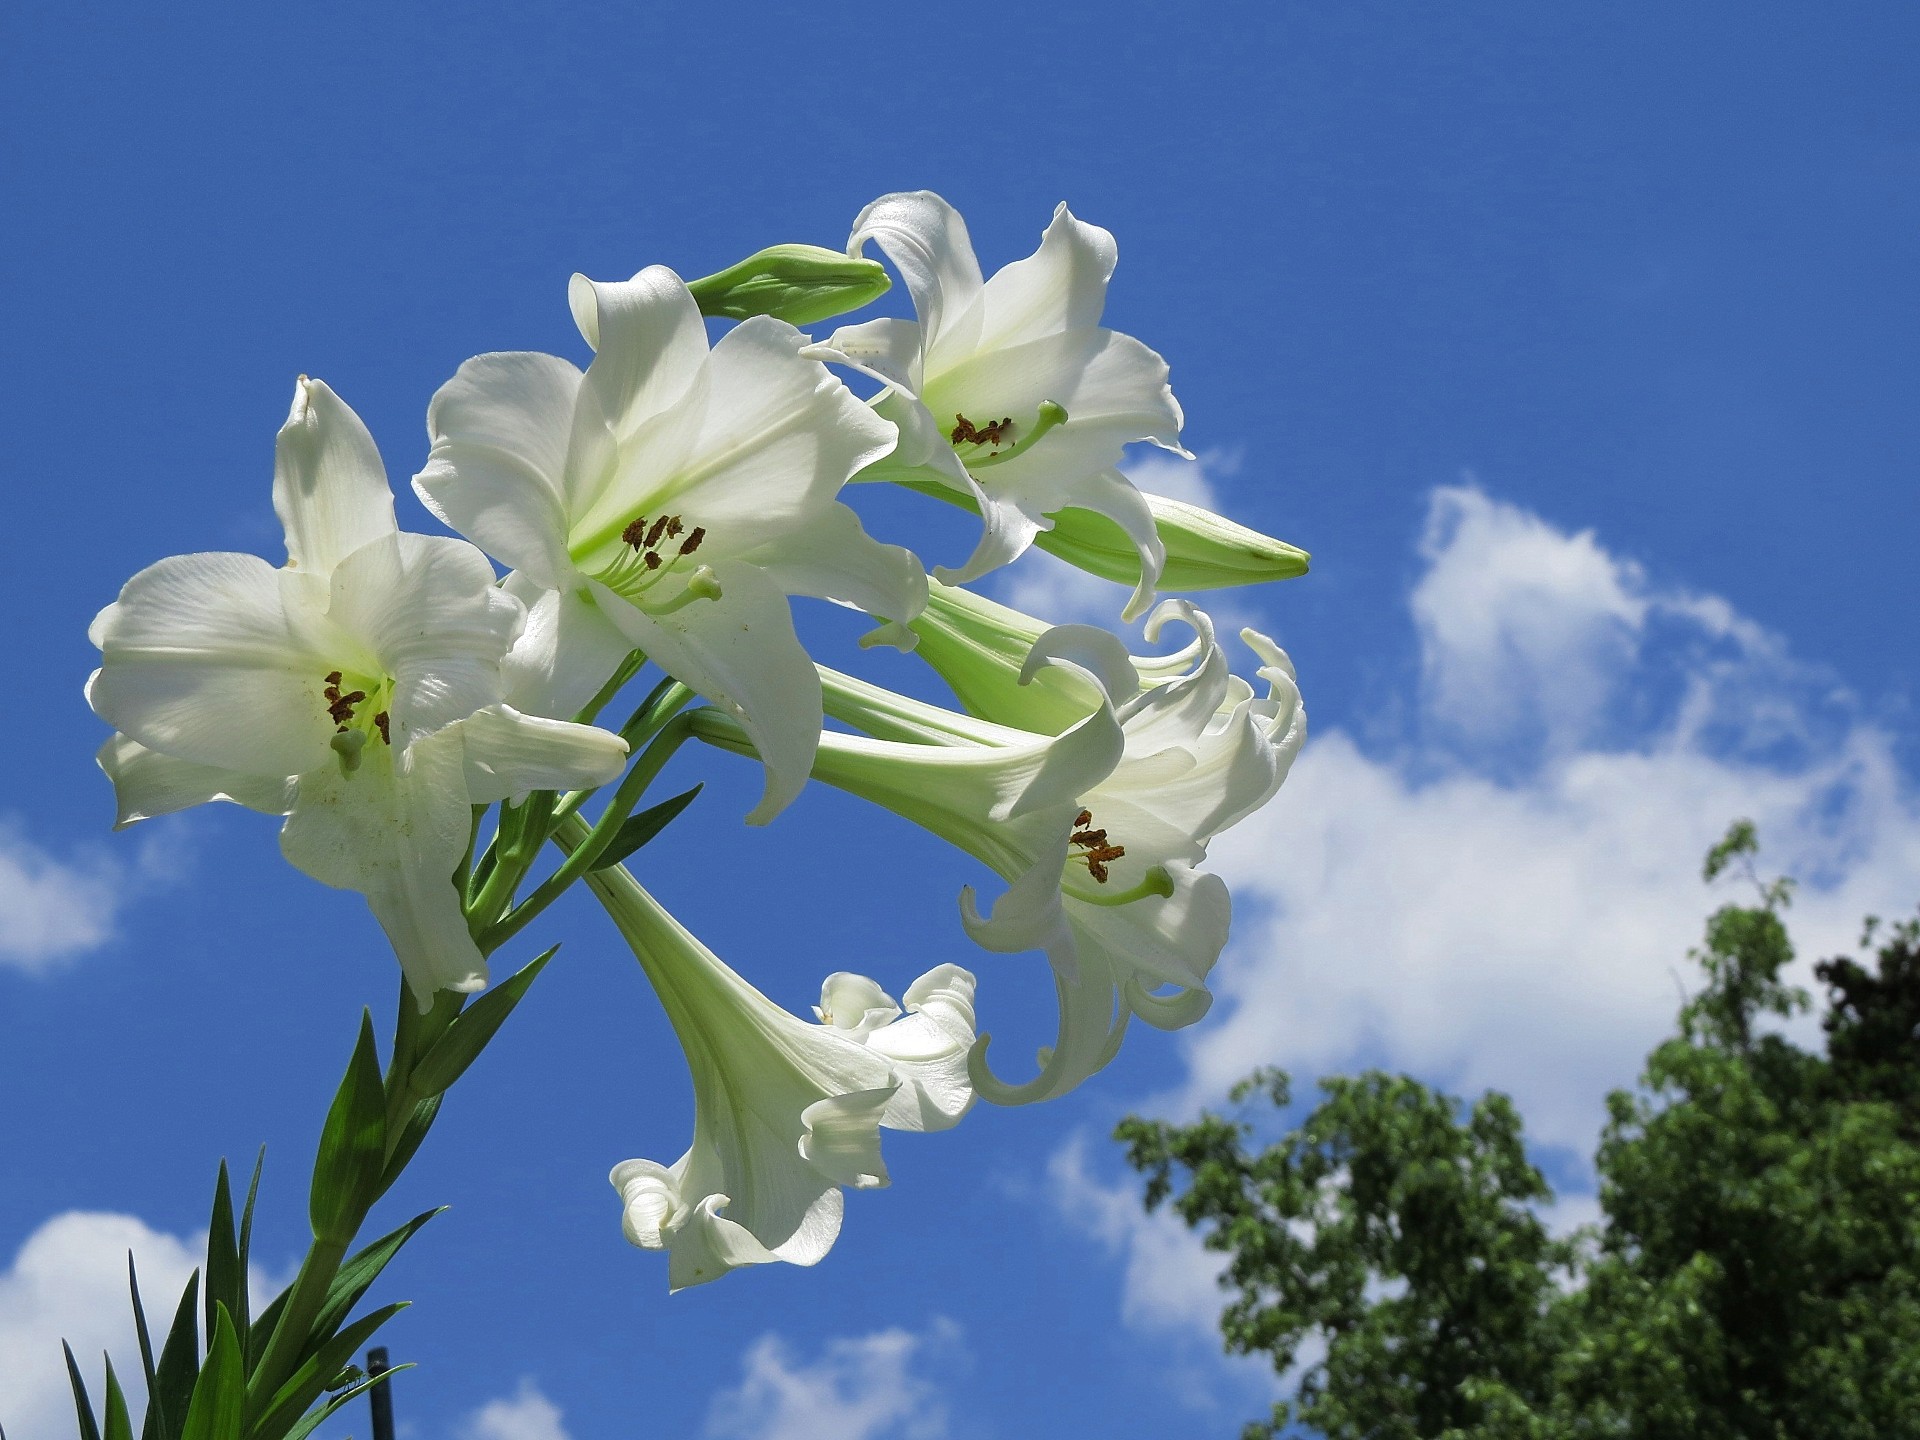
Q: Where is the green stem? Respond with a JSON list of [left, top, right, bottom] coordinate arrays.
[[483, 710, 700, 952], [246, 1236, 349, 1408]]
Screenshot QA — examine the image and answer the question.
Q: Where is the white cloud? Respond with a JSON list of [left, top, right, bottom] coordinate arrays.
[[1039, 482, 1920, 1414], [0, 1213, 203, 1440], [1046, 1135, 1227, 1340], [462, 1380, 571, 1440], [705, 1322, 961, 1440], [0, 819, 185, 973], [1192, 484, 1920, 1164]]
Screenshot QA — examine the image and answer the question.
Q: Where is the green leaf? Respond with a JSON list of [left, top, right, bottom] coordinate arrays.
[[149, 1270, 201, 1440], [590, 785, 703, 871], [377, 1094, 443, 1197], [236, 1148, 264, 1289], [204, 1161, 244, 1347], [277, 1364, 414, 1440], [247, 1304, 407, 1440], [307, 1209, 443, 1347], [309, 1011, 387, 1243], [179, 1304, 244, 1440], [102, 1358, 135, 1440], [63, 1342, 102, 1440], [409, 947, 558, 1096], [127, 1256, 158, 1412]]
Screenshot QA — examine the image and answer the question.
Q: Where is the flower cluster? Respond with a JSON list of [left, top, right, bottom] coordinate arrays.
[[86, 191, 1308, 1291]]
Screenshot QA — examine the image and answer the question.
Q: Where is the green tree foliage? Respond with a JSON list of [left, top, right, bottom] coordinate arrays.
[[1117, 826, 1920, 1439]]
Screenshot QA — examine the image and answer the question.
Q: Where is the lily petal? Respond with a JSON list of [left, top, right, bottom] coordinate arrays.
[[454, 703, 629, 805], [566, 267, 709, 514], [593, 564, 819, 825], [647, 318, 897, 553], [966, 203, 1117, 359], [499, 575, 637, 720], [279, 725, 486, 1007], [273, 377, 398, 577], [849, 191, 984, 352], [87, 552, 337, 777], [97, 733, 295, 828], [741, 502, 927, 650], [327, 533, 520, 739], [416, 352, 584, 589]]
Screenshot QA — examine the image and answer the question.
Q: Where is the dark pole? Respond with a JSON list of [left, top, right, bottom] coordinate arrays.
[[366, 1347, 396, 1440]]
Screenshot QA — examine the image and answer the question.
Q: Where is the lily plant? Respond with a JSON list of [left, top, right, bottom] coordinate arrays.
[[65, 199, 1311, 1440]]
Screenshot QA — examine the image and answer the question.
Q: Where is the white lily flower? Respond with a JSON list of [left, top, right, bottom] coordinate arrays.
[[784, 601, 1304, 1103], [87, 378, 630, 1004], [816, 191, 1186, 618], [588, 857, 975, 1289], [415, 266, 922, 822]]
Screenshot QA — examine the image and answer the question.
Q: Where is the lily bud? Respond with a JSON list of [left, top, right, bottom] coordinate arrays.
[[687, 244, 892, 327], [1036, 492, 1309, 593]]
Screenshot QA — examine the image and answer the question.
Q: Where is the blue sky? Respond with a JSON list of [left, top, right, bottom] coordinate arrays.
[[3, 4, 1917, 1438]]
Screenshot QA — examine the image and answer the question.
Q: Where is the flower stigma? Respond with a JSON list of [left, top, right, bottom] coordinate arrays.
[[323, 668, 394, 773]]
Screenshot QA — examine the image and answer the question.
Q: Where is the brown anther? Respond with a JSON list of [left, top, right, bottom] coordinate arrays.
[[1074, 809, 1093, 828], [666, 517, 684, 538], [325, 670, 343, 686], [373, 711, 391, 744], [1071, 828, 1108, 847], [645, 515, 672, 549], [951, 414, 979, 445], [328, 690, 367, 724], [976, 416, 1015, 447], [1087, 857, 1110, 884], [643, 551, 663, 571], [621, 517, 650, 548], [679, 526, 706, 556]]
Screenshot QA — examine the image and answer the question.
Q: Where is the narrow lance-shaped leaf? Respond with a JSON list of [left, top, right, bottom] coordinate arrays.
[[590, 785, 703, 872], [127, 1256, 159, 1432], [376, 1094, 444, 1198], [306, 1209, 443, 1347], [62, 1341, 102, 1440], [408, 947, 558, 1097], [102, 1358, 135, 1440], [310, 1011, 387, 1243], [179, 1304, 244, 1440], [149, 1270, 201, 1440], [277, 1364, 415, 1440], [248, 1304, 408, 1440], [204, 1161, 243, 1350]]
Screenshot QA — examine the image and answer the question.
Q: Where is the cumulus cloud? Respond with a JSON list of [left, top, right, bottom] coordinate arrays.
[[1046, 1135, 1228, 1338], [462, 1380, 571, 1440], [0, 819, 184, 973], [1042, 483, 1920, 1391], [705, 1322, 961, 1440], [1196, 484, 1920, 1161], [0, 1212, 203, 1440]]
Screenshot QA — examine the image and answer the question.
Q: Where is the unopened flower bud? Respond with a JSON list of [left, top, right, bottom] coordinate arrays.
[[687, 244, 892, 327], [1036, 493, 1309, 593]]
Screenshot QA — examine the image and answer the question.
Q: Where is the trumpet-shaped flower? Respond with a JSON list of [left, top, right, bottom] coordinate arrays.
[[813, 192, 1186, 618], [415, 266, 922, 822], [588, 853, 975, 1289], [724, 601, 1304, 1104], [87, 378, 630, 1004]]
